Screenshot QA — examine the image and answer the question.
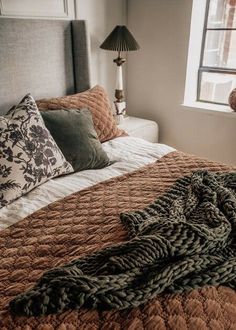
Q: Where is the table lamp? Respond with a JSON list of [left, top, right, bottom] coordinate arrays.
[[100, 25, 140, 119]]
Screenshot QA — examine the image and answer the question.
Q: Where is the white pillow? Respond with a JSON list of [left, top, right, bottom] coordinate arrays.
[[0, 94, 73, 208]]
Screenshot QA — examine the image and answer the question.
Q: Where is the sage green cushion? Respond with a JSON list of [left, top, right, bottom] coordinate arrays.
[[41, 108, 110, 172]]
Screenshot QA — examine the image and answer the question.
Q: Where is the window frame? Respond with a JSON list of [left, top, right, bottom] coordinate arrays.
[[197, 0, 236, 106]]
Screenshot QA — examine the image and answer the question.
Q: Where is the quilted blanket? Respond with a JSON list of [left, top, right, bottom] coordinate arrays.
[[1, 151, 236, 329], [9, 170, 236, 317]]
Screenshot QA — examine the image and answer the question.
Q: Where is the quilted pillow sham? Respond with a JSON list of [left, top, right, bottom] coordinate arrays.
[[37, 85, 125, 142], [41, 108, 110, 172], [0, 94, 73, 208]]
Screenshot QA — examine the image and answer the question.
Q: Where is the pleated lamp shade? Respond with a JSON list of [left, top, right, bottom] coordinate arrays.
[[100, 25, 140, 52]]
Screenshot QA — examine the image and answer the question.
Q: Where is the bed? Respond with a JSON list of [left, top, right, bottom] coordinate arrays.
[[0, 18, 236, 330]]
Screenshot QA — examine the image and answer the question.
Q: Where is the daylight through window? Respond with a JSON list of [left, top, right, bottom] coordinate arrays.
[[198, 0, 236, 105]]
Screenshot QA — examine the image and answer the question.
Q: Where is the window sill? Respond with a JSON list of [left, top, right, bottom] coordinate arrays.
[[182, 101, 236, 118]]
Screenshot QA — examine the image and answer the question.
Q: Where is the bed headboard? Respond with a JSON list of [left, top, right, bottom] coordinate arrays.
[[0, 18, 91, 115]]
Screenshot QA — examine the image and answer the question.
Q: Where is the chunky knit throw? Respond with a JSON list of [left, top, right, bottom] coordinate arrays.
[[10, 170, 236, 317]]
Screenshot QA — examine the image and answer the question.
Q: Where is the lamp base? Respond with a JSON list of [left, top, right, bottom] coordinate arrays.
[[115, 113, 125, 125], [114, 100, 126, 116]]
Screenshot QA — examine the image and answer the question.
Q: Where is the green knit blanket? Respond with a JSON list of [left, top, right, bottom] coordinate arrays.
[[10, 170, 236, 317]]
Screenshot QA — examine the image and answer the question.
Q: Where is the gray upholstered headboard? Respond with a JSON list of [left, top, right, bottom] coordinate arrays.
[[0, 18, 91, 114]]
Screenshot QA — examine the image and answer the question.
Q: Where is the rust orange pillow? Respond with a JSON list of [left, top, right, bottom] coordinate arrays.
[[36, 85, 125, 142]]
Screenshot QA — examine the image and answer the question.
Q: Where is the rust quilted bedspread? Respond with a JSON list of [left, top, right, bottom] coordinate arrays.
[[0, 151, 236, 330]]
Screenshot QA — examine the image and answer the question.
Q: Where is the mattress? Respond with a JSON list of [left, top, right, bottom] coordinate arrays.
[[0, 136, 174, 229]]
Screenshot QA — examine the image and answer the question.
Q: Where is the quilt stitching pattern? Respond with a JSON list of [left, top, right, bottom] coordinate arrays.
[[0, 151, 236, 329]]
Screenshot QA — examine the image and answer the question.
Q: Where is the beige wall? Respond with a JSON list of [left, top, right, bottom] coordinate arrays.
[[0, 0, 75, 19], [127, 0, 236, 165], [77, 0, 127, 101]]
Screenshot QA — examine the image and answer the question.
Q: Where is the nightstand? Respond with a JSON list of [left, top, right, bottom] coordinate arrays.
[[118, 116, 159, 143]]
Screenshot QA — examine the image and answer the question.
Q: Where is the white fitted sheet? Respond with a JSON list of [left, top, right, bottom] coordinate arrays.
[[0, 137, 175, 229]]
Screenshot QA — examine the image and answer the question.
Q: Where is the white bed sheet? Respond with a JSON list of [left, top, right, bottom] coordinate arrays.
[[0, 137, 175, 229]]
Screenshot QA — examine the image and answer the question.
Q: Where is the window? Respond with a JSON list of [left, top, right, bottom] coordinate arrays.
[[198, 0, 236, 105]]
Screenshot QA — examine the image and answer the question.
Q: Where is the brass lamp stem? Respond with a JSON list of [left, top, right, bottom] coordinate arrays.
[[115, 89, 124, 102], [113, 57, 126, 66], [114, 53, 126, 103]]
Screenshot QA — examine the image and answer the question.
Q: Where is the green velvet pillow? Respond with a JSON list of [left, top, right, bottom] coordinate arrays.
[[41, 108, 110, 172]]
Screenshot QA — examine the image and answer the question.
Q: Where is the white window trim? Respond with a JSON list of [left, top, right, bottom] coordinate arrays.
[[182, 0, 236, 116]]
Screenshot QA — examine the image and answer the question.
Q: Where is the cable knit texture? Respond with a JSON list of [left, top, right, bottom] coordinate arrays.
[[9, 170, 236, 317], [37, 85, 126, 142], [1, 151, 236, 329]]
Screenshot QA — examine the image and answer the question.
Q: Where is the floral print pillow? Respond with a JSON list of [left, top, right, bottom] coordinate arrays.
[[0, 94, 73, 208]]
